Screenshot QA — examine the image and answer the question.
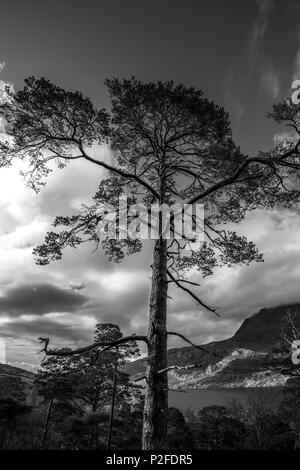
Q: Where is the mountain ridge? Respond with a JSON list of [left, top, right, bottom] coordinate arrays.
[[126, 303, 300, 387]]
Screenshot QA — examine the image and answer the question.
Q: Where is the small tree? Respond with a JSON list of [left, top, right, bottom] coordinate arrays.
[[266, 309, 300, 379], [246, 413, 296, 450], [245, 389, 271, 450], [1, 78, 300, 448], [279, 386, 300, 446], [35, 350, 82, 449], [166, 407, 195, 450], [191, 405, 246, 450], [36, 323, 140, 449]]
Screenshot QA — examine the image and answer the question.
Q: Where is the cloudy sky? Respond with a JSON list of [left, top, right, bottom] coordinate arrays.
[[1, 0, 300, 369]]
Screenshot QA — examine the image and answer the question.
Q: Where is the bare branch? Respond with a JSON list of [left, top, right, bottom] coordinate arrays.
[[157, 363, 202, 374], [167, 269, 220, 316], [167, 331, 222, 359], [167, 278, 201, 287], [286, 310, 300, 339], [38, 334, 150, 357], [134, 363, 202, 383]]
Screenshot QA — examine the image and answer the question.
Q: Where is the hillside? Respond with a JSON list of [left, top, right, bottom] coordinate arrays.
[[128, 303, 300, 388], [0, 363, 36, 404], [0, 363, 35, 381]]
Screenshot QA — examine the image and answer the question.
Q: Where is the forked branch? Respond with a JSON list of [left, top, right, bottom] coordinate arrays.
[[167, 269, 220, 316], [186, 144, 300, 205]]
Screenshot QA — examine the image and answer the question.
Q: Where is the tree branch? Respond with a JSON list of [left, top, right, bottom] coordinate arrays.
[[77, 140, 160, 199], [157, 363, 202, 374], [167, 269, 220, 316], [38, 334, 150, 357], [186, 145, 300, 205], [134, 363, 202, 382], [167, 331, 222, 359], [167, 278, 201, 287]]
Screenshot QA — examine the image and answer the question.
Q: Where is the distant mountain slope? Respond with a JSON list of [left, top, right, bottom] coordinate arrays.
[[127, 303, 300, 388], [0, 363, 36, 404], [0, 363, 35, 381], [231, 303, 300, 350]]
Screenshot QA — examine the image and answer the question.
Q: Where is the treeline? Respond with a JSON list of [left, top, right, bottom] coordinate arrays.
[[1, 324, 300, 450], [183, 387, 300, 450]]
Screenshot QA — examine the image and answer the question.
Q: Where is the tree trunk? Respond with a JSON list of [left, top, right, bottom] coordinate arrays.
[[0, 419, 9, 450], [142, 237, 168, 450], [106, 358, 118, 450], [40, 397, 53, 450]]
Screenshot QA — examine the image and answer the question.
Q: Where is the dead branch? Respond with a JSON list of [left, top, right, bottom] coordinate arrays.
[[167, 331, 222, 359], [157, 363, 201, 374], [167, 278, 201, 287], [286, 310, 300, 340], [38, 334, 150, 357], [167, 269, 220, 316], [134, 363, 202, 383], [281, 310, 300, 347]]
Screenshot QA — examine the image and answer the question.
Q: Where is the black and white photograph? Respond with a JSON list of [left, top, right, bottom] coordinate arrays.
[[1, 0, 300, 458]]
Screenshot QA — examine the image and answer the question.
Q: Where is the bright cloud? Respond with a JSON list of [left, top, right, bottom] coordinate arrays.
[[260, 61, 281, 99]]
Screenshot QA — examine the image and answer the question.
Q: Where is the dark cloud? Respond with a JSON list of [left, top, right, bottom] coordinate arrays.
[[1, 316, 92, 343], [208, 249, 300, 320], [2, 314, 96, 368], [0, 283, 88, 315]]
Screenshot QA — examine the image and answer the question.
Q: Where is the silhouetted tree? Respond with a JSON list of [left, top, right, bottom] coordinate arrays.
[[35, 323, 140, 449], [191, 405, 246, 450], [279, 384, 300, 447], [167, 407, 194, 449], [247, 413, 296, 450], [1, 77, 300, 448]]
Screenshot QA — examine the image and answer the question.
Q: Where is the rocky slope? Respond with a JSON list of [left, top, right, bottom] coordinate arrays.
[[128, 303, 300, 389]]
